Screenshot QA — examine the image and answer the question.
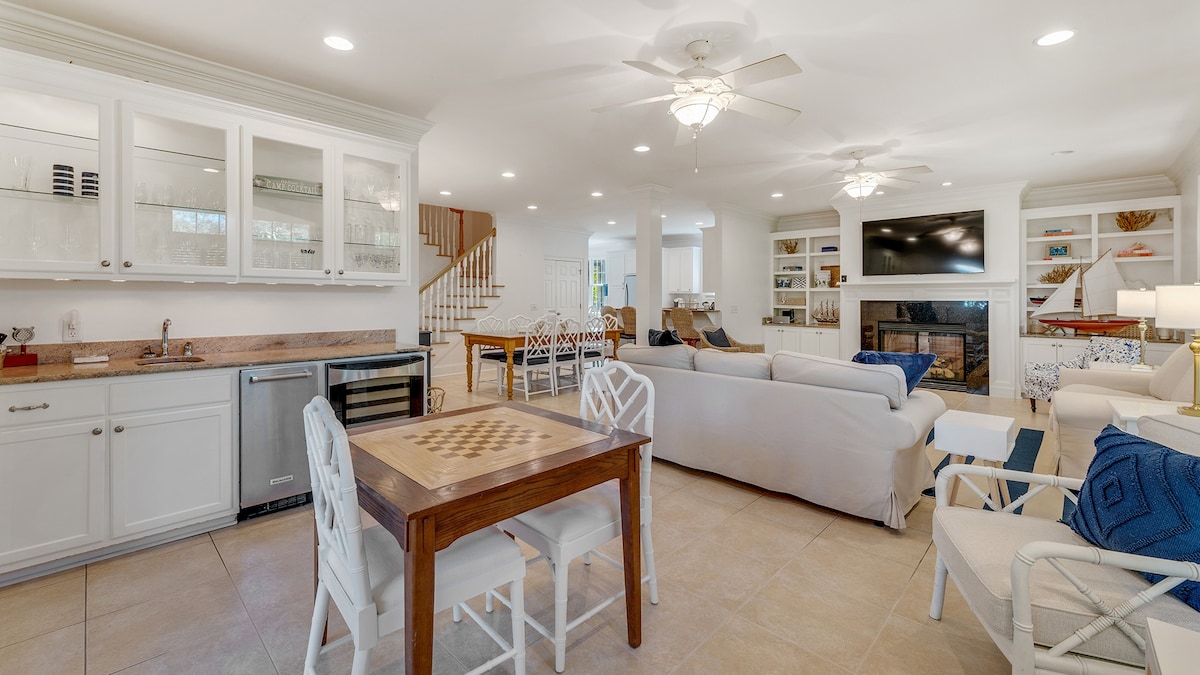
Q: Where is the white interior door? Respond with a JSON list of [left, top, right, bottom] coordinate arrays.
[[544, 257, 583, 323]]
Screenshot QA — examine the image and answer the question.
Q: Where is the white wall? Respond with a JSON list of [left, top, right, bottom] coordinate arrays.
[[0, 279, 419, 346], [1168, 132, 1200, 282], [710, 205, 775, 339]]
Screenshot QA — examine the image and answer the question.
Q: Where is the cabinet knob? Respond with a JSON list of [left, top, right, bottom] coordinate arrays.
[[123, 261, 132, 268], [100, 260, 111, 267], [92, 428, 102, 435], [113, 425, 125, 433], [324, 269, 331, 275], [337, 269, 344, 275]]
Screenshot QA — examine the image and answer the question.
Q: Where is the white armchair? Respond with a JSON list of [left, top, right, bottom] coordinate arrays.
[[930, 461, 1200, 674]]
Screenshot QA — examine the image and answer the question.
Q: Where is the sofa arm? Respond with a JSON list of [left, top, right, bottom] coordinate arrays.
[[1057, 367, 1154, 394]]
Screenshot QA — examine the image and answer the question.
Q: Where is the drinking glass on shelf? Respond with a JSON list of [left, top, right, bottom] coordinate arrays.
[[14, 155, 32, 191], [135, 181, 148, 203]]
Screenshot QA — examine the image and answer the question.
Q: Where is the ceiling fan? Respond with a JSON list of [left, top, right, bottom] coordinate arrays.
[[827, 150, 932, 199], [596, 39, 803, 143]]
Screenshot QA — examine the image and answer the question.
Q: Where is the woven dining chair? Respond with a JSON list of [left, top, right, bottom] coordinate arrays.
[[619, 306, 637, 343], [667, 308, 702, 346], [500, 361, 657, 673], [302, 396, 527, 675]]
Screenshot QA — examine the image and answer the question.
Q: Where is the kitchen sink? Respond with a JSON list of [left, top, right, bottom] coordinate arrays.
[[135, 356, 206, 366]]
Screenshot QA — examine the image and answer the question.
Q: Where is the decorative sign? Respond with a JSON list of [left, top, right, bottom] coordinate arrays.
[[253, 175, 323, 196]]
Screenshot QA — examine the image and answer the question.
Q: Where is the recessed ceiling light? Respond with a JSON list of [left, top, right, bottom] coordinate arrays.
[[942, 182, 953, 187], [323, 36, 354, 51], [1035, 30, 1075, 47], [661, 214, 666, 218], [591, 191, 603, 197], [1051, 150, 1075, 156], [501, 171, 515, 178], [906, 237, 918, 242], [633, 145, 650, 153], [607, 220, 616, 225], [771, 192, 783, 198], [695, 221, 703, 226], [202, 167, 220, 173], [875, 190, 886, 196], [527, 204, 538, 210], [439, 190, 452, 196]]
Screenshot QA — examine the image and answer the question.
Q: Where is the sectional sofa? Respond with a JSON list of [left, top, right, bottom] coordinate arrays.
[[617, 344, 946, 528]]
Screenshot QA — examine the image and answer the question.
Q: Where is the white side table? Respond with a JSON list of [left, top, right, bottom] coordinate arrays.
[[1146, 618, 1200, 675], [1107, 399, 1182, 434], [935, 410, 1017, 506]]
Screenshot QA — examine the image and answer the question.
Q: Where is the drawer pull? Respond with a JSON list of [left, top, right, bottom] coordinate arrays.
[[249, 372, 314, 384], [113, 425, 125, 433], [8, 403, 50, 412], [92, 428, 102, 435]]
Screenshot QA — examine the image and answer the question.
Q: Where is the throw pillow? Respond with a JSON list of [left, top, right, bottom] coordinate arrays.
[[1065, 425, 1200, 612], [851, 351, 937, 394], [705, 327, 731, 348], [647, 328, 683, 346]]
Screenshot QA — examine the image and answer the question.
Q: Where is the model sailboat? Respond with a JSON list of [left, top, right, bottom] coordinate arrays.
[[1032, 249, 1139, 334]]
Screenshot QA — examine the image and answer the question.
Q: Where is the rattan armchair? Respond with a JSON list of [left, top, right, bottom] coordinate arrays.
[[699, 326, 765, 353], [618, 306, 637, 343], [668, 307, 702, 347]]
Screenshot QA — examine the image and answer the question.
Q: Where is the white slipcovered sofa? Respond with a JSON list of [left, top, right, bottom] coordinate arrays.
[[617, 344, 946, 528], [1049, 342, 1195, 478]]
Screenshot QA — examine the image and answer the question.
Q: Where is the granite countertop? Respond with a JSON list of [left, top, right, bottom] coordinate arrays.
[[0, 330, 429, 386]]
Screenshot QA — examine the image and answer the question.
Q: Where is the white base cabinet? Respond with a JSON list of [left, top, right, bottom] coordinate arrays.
[[0, 370, 236, 576], [764, 325, 841, 359]]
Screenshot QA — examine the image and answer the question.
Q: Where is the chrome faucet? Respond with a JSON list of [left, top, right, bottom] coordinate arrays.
[[161, 318, 171, 357]]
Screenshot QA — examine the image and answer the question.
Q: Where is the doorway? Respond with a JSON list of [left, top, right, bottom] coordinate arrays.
[[544, 257, 584, 324]]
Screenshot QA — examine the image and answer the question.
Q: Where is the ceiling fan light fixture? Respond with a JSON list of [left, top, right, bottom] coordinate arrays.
[[843, 176, 878, 200], [669, 94, 723, 129]]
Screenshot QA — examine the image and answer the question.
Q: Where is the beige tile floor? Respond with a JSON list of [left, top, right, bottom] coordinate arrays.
[[0, 372, 1059, 674]]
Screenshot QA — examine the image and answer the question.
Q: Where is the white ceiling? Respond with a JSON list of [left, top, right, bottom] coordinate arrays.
[[11, 1, 1200, 243]]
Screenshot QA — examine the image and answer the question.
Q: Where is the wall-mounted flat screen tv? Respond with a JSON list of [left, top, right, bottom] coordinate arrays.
[[862, 210, 985, 276]]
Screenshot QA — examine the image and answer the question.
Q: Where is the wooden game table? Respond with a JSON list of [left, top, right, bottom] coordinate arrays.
[[462, 328, 621, 400], [347, 401, 648, 675]]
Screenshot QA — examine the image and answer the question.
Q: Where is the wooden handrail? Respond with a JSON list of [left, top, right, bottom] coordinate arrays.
[[420, 228, 497, 294]]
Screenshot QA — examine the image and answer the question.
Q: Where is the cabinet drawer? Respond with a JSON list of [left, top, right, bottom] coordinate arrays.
[[0, 384, 107, 429], [110, 373, 233, 414]]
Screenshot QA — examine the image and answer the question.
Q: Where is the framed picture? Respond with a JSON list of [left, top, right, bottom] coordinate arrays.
[[1047, 243, 1071, 258]]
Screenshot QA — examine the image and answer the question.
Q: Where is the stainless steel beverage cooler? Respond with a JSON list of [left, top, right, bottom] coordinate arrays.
[[238, 362, 320, 519], [325, 353, 427, 429]]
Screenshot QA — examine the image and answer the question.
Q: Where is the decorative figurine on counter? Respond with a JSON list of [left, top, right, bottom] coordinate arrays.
[[5, 326, 37, 367]]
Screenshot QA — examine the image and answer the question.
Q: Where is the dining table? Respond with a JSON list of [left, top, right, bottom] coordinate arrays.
[[463, 327, 621, 400], [346, 401, 649, 675]]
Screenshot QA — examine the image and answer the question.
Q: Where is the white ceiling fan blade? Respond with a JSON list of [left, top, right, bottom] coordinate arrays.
[[724, 94, 802, 126], [878, 164, 932, 177], [592, 93, 679, 113], [877, 176, 920, 188], [623, 60, 688, 84], [797, 179, 850, 192], [717, 54, 802, 90]]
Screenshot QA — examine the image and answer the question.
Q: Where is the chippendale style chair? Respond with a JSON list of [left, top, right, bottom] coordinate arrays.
[[500, 361, 658, 673], [302, 396, 527, 675], [473, 315, 507, 391]]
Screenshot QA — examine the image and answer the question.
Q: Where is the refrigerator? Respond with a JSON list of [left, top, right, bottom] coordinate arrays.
[[624, 274, 636, 305]]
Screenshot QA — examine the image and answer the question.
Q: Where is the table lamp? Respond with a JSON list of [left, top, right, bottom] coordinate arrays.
[[1116, 288, 1156, 370], [1155, 284, 1200, 417]]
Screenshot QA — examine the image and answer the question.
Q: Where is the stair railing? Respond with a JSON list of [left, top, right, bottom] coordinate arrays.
[[418, 204, 465, 258], [419, 228, 497, 343]]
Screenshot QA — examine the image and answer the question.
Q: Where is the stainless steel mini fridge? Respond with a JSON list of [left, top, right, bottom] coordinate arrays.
[[238, 362, 320, 519]]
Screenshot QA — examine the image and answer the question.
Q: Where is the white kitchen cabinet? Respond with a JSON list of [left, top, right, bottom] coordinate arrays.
[[663, 247, 701, 293], [764, 326, 801, 354], [0, 370, 236, 577], [0, 418, 107, 569]]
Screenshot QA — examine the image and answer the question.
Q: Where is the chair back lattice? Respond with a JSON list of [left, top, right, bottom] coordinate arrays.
[[581, 316, 609, 361], [580, 361, 655, 482], [476, 315, 505, 333], [602, 313, 619, 331], [508, 314, 534, 332], [521, 319, 555, 364], [303, 396, 372, 609]]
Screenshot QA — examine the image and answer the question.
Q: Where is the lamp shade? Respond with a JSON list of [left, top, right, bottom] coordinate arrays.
[[670, 94, 722, 128], [1116, 288, 1156, 319], [1154, 284, 1200, 329], [843, 176, 878, 200]]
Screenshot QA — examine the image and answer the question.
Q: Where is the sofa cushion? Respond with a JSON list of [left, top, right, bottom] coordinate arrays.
[[933, 507, 1200, 666], [851, 351, 936, 394], [647, 328, 683, 346], [1066, 425, 1200, 612], [1137, 414, 1200, 457], [615, 344, 696, 370], [693, 349, 770, 380], [770, 351, 907, 409], [1150, 344, 1195, 402], [704, 327, 731, 348]]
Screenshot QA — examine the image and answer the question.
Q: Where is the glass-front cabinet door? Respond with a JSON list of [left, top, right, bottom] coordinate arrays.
[[337, 144, 412, 284], [121, 106, 238, 277], [0, 84, 111, 274], [242, 127, 333, 280]]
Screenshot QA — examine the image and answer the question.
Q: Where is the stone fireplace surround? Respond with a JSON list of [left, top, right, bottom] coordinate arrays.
[[839, 280, 1019, 398]]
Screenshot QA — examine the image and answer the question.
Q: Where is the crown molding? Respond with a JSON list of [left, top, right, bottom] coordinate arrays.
[[1021, 175, 1177, 209], [0, 3, 432, 144], [777, 210, 839, 231], [833, 182, 1028, 220]]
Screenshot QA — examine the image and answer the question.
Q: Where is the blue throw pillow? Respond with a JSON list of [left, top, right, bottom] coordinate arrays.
[[1066, 425, 1200, 612], [647, 328, 683, 346], [706, 327, 731, 348], [850, 351, 937, 394]]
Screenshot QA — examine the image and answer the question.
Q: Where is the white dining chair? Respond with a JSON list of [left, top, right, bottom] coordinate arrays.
[[473, 315, 507, 392], [500, 362, 658, 672], [551, 318, 582, 395], [481, 319, 556, 400], [508, 314, 534, 332], [581, 316, 609, 368], [302, 396, 527, 675]]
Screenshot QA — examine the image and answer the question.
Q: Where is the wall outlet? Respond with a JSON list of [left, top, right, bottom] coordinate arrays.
[[63, 310, 82, 342], [530, 303, 538, 311], [730, 304, 738, 314]]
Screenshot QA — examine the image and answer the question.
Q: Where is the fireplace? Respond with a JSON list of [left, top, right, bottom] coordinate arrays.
[[861, 301, 989, 394]]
